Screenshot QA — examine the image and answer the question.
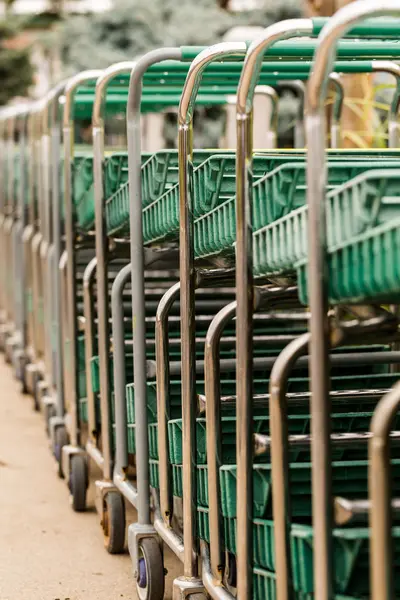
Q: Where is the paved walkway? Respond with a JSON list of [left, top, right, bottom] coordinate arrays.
[[0, 356, 179, 600]]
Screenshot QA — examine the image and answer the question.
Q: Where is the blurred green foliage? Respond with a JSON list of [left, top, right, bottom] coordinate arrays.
[[0, 16, 33, 106]]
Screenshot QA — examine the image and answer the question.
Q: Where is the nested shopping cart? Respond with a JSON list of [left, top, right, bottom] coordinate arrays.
[[69, 59, 309, 540], [193, 6, 400, 600], [111, 15, 400, 600], [0, 105, 30, 373], [96, 33, 400, 599]]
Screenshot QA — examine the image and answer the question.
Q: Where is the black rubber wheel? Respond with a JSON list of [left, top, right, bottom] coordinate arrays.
[[33, 376, 41, 411], [4, 346, 11, 364], [19, 361, 28, 395], [53, 425, 69, 479], [136, 537, 165, 600], [69, 454, 87, 512], [103, 492, 126, 554], [45, 404, 56, 437]]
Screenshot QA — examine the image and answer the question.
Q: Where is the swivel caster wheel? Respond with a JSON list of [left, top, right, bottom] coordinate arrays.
[[136, 538, 165, 600], [44, 403, 56, 437], [33, 376, 41, 411], [69, 454, 88, 512], [4, 344, 11, 364], [18, 361, 28, 395], [102, 492, 125, 554], [53, 426, 68, 478]]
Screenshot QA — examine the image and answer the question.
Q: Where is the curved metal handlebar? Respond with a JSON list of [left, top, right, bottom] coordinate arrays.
[[369, 380, 400, 600], [93, 61, 136, 129], [41, 79, 69, 135], [92, 61, 136, 483], [237, 19, 313, 116], [372, 60, 400, 147], [329, 73, 344, 147], [63, 69, 102, 128]]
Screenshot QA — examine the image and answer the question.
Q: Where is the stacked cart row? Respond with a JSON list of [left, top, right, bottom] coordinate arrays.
[[2, 1, 400, 599]]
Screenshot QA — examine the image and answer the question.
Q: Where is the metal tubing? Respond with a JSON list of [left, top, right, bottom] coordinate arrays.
[[201, 542, 235, 600], [86, 440, 105, 469], [127, 48, 181, 526], [164, 350, 400, 377], [269, 333, 310, 600], [205, 302, 236, 584], [154, 511, 185, 562], [255, 85, 278, 148], [328, 73, 344, 148], [63, 70, 102, 446], [179, 41, 247, 580], [277, 80, 306, 148], [235, 20, 313, 600], [83, 257, 98, 444], [156, 281, 180, 528], [93, 63, 136, 482], [371, 61, 400, 148], [43, 81, 68, 409], [306, 4, 400, 598], [111, 263, 131, 475], [369, 380, 400, 599], [114, 472, 138, 507]]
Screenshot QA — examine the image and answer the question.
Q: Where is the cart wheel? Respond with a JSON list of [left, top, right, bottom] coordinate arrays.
[[45, 404, 56, 437], [18, 361, 28, 395], [53, 425, 69, 478], [4, 344, 11, 364], [103, 492, 125, 554], [136, 538, 164, 600], [69, 454, 87, 512], [33, 377, 41, 411]]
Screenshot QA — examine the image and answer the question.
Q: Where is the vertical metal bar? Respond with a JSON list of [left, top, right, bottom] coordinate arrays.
[[41, 97, 53, 383], [236, 20, 312, 599], [369, 381, 400, 600], [18, 109, 28, 347], [112, 263, 132, 475], [270, 333, 310, 600], [127, 49, 180, 525], [371, 61, 400, 148], [93, 63, 135, 482], [63, 70, 102, 446], [255, 85, 278, 148], [328, 73, 344, 148], [277, 80, 306, 148], [179, 42, 246, 579], [305, 4, 400, 598], [83, 257, 98, 442], [156, 281, 180, 527], [205, 302, 236, 583], [50, 88, 66, 415]]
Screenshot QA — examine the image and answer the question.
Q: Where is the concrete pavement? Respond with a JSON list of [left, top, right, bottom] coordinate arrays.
[[0, 356, 179, 600]]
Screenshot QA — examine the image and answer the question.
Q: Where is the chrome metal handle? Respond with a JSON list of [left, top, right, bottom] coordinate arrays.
[[372, 60, 400, 147]]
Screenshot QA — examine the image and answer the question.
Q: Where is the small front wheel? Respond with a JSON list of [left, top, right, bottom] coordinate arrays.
[[136, 537, 164, 600], [103, 492, 125, 554], [33, 376, 41, 411], [44, 403, 56, 437], [69, 454, 87, 512], [53, 425, 69, 479]]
